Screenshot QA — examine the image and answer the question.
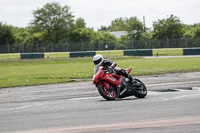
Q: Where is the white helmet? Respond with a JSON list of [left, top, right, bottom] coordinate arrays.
[[93, 54, 103, 66]]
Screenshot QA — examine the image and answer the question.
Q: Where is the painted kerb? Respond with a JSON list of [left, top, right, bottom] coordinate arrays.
[[96, 50, 124, 57], [0, 53, 20, 60], [44, 52, 70, 58], [153, 48, 183, 56]]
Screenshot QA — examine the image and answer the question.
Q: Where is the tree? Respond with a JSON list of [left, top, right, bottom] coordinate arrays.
[[194, 26, 200, 38], [182, 23, 200, 38], [95, 31, 116, 50], [69, 28, 96, 42], [108, 17, 126, 31], [182, 24, 195, 38], [31, 2, 74, 42], [125, 17, 144, 40], [12, 28, 29, 44], [108, 17, 144, 40], [75, 18, 86, 29], [152, 15, 184, 39], [98, 26, 108, 31], [0, 22, 14, 45]]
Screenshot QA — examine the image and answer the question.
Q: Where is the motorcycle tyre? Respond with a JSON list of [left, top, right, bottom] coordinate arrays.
[[98, 83, 117, 101], [132, 79, 147, 98]]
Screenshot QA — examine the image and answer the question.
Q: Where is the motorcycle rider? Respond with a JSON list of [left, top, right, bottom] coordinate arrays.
[[93, 54, 134, 83]]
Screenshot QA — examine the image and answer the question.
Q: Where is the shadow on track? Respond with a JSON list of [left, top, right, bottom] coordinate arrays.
[[98, 97, 147, 102]]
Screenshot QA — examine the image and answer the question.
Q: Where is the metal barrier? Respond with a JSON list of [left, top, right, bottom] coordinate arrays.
[[0, 38, 200, 54], [0, 48, 200, 60]]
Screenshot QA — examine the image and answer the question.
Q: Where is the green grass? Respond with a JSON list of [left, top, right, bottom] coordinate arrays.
[[0, 57, 200, 88]]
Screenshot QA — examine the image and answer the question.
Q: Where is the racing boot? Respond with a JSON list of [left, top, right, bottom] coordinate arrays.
[[128, 75, 142, 87], [121, 69, 141, 87], [128, 75, 134, 83]]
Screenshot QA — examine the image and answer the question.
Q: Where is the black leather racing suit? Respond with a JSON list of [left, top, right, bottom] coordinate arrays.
[[100, 59, 132, 80]]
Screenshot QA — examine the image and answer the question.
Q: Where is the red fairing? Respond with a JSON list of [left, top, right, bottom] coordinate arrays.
[[93, 66, 132, 88], [93, 66, 104, 85], [103, 74, 121, 87], [125, 68, 132, 74]]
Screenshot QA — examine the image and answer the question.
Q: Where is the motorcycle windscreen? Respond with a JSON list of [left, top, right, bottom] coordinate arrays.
[[94, 66, 100, 74]]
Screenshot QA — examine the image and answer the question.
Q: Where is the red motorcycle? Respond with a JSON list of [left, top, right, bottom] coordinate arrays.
[[93, 66, 147, 100]]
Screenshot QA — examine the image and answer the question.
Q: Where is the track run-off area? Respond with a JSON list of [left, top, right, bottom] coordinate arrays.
[[0, 72, 200, 133]]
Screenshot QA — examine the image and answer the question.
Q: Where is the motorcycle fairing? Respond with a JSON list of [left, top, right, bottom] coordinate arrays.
[[93, 66, 133, 98], [125, 68, 132, 74]]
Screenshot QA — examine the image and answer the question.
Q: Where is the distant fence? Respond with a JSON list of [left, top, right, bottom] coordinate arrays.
[[0, 48, 200, 60], [0, 38, 200, 53]]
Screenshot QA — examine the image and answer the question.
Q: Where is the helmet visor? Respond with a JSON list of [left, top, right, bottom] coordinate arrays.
[[93, 58, 102, 65]]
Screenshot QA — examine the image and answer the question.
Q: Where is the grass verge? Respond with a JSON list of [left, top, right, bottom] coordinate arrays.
[[0, 56, 200, 88]]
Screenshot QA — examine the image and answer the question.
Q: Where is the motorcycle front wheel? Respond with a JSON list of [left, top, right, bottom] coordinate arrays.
[[98, 83, 117, 100], [133, 79, 147, 98]]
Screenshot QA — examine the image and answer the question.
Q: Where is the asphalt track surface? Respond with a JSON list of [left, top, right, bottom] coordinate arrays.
[[0, 72, 200, 133]]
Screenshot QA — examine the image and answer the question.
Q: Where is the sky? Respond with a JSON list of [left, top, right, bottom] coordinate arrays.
[[0, 0, 200, 30]]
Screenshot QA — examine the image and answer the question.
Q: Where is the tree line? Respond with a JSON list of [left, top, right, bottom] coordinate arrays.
[[0, 2, 200, 47]]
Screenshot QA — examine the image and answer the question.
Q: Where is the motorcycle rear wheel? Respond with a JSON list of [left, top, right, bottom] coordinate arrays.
[[98, 83, 117, 100], [133, 79, 147, 98]]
